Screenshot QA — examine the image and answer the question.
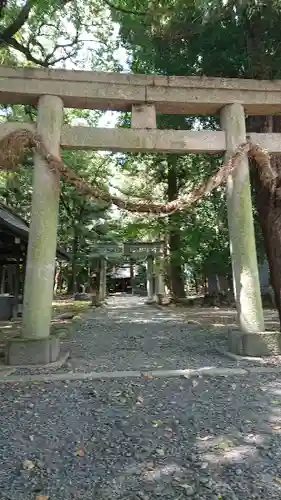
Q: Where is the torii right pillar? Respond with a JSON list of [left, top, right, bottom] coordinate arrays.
[[220, 104, 277, 356]]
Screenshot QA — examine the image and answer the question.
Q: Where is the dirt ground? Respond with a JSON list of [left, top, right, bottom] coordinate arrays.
[[168, 304, 280, 330]]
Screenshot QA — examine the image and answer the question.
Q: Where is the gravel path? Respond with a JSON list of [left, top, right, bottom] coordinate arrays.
[[7, 294, 281, 377], [58, 294, 236, 374], [1, 373, 281, 499], [2, 296, 281, 499]]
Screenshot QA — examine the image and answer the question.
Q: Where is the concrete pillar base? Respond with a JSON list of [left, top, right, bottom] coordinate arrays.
[[228, 330, 281, 356], [5, 335, 61, 365]]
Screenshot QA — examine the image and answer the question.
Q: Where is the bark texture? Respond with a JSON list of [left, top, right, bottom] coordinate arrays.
[[247, 115, 281, 326]]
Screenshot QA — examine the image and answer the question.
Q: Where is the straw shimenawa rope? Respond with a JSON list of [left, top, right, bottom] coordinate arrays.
[[0, 128, 275, 214]]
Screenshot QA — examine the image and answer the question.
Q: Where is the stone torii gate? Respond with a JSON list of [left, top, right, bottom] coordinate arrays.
[[2, 66, 280, 364], [90, 241, 165, 303], [90, 243, 123, 301], [123, 241, 165, 303]]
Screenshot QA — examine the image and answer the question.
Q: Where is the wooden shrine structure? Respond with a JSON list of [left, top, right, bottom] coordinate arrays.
[[0, 202, 69, 265], [0, 203, 69, 320], [1, 65, 280, 364]]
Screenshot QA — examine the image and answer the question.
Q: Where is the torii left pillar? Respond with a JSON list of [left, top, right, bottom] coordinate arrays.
[[6, 95, 64, 365]]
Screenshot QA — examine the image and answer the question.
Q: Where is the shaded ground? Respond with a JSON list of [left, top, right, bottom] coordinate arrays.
[[2, 374, 281, 499], [171, 304, 280, 332], [60, 295, 234, 374]]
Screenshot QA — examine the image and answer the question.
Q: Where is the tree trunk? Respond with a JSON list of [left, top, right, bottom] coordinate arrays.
[[67, 232, 79, 293], [0, 266, 6, 293], [194, 275, 199, 294], [207, 273, 218, 294], [58, 268, 64, 293], [129, 259, 135, 294], [13, 261, 20, 319], [54, 262, 60, 295], [247, 115, 281, 325], [7, 265, 14, 294], [167, 155, 186, 298]]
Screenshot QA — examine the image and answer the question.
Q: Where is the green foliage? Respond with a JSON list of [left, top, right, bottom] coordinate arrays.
[[0, 0, 271, 296], [0, 1, 118, 292], [59, 147, 111, 254], [114, 0, 281, 78], [0, 0, 121, 69], [106, 0, 276, 289]]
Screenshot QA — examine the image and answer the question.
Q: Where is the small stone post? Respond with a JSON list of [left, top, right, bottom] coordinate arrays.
[[146, 255, 154, 303], [0, 266, 6, 293], [220, 103, 264, 334], [6, 95, 63, 365]]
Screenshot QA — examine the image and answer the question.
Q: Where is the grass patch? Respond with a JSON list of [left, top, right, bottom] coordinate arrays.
[[0, 297, 92, 348], [51, 298, 91, 339], [52, 297, 91, 318]]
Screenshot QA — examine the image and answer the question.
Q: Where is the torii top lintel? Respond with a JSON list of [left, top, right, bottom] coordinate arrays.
[[0, 65, 281, 115]]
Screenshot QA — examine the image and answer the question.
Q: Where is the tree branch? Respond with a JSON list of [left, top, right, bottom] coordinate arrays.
[[2, 37, 49, 66], [0, 0, 35, 42], [60, 190, 74, 219], [0, 0, 78, 67], [2, 32, 82, 68]]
